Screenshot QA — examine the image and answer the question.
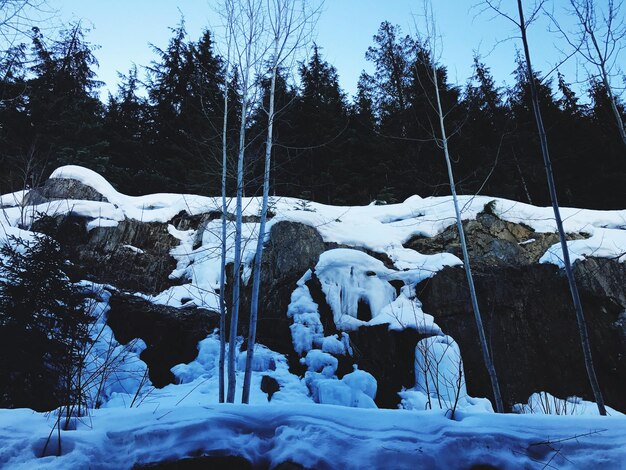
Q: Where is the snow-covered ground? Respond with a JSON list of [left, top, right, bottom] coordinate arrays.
[[1, 403, 625, 469], [1, 166, 625, 468]]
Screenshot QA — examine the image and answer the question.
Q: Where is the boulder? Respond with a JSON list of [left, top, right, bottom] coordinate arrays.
[[25, 177, 108, 205], [106, 293, 220, 387], [34, 215, 179, 294], [227, 221, 326, 358]]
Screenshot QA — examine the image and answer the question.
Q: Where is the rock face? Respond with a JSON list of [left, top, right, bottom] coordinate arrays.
[[107, 293, 220, 387], [21, 177, 626, 412], [416, 261, 626, 412], [226, 221, 326, 357], [406, 211, 585, 266], [34, 215, 178, 295]]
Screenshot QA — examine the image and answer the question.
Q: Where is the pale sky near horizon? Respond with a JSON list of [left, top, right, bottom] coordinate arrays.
[[50, 0, 601, 100]]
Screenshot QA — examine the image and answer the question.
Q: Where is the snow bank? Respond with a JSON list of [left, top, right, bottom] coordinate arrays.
[[1, 404, 625, 469], [513, 391, 624, 416]]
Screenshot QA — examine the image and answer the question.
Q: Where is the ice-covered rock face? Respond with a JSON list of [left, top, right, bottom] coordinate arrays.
[[315, 249, 396, 330], [310, 249, 442, 333]]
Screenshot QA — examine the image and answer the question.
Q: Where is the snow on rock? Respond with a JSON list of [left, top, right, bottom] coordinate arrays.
[[315, 249, 397, 330], [170, 333, 311, 406], [72, 282, 153, 410], [342, 366, 377, 400], [304, 369, 378, 409], [237, 344, 278, 373], [399, 335, 493, 414], [540, 227, 626, 267], [0, 189, 29, 207], [513, 391, 624, 416], [321, 334, 348, 355], [287, 271, 324, 354], [37, 167, 625, 272], [316, 378, 377, 409], [305, 249, 442, 333], [303, 350, 338, 377]]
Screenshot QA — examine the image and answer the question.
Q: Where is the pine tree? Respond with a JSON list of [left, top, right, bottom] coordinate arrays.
[[0, 234, 92, 411], [290, 45, 348, 202], [102, 66, 152, 193], [146, 22, 225, 193], [26, 24, 106, 174]]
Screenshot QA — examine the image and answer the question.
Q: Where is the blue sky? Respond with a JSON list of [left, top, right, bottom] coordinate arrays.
[[54, 0, 588, 100]]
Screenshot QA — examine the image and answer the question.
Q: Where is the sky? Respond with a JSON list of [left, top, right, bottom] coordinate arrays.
[[51, 0, 592, 100]]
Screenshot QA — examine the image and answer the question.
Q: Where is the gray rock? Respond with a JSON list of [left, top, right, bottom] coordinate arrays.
[[417, 262, 626, 412], [405, 209, 586, 267], [226, 221, 326, 359], [33, 215, 178, 295], [25, 177, 108, 205]]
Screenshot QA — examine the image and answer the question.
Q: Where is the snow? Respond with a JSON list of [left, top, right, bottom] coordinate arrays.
[[1, 404, 625, 469], [39, 166, 626, 274], [303, 350, 338, 376], [400, 335, 493, 415], [286, 249, 442, 340], [6, 166, 616, 284], [0, 189, 29, 207], [540, 227, 626, 266], [513, 392, 624, 416], [342, 366, 377, 400]]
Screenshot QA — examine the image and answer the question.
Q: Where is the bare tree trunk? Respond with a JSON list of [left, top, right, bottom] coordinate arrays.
[[242, 60, 277, 404], [516, 0, 606, 415], [432, 59, 504, 414], [418, 0, 504, 413], [225, 0, 266, 404], [219, 64, 230, 406], [241, 0, 319, 403]]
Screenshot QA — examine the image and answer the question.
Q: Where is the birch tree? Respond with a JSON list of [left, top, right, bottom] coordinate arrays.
[[220, 0, 267, 404], [242, 0, 320, 404], [483, 0, 607, 415], [217, 0, 235, 405], [415, 0, 504, 413]]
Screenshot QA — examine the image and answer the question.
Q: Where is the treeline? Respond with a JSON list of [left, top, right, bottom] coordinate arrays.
[[0, 20, 624, 208]]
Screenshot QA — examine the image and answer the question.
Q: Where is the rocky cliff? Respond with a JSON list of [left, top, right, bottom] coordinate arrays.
[[4, 166, 625, 413]]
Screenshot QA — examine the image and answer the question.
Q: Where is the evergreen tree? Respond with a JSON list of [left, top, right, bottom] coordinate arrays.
[[248, 67, 296, 196], [102, 66, 151, 193], [0, 42, 30, 189], [0, 234, 92, 411], [26, 24, 106, 173], [285, 45, 348, 202], [146, 22, 225, 193], [363, 22, 415, 137], [459, 57, 515, 198]]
